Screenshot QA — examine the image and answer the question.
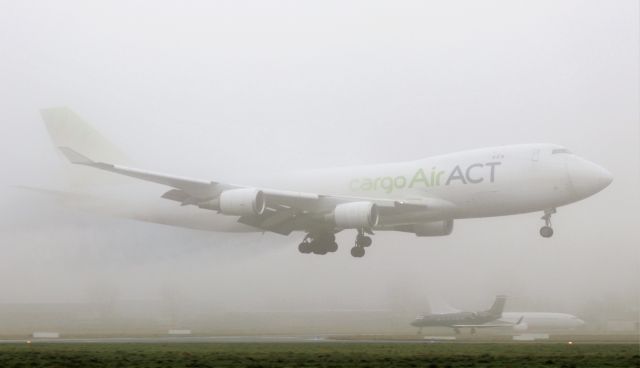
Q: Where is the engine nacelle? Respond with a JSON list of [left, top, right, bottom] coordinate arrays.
[[219, 188, 266, 216], [412, 220, 454, 237], [333, 202, 379, 229]]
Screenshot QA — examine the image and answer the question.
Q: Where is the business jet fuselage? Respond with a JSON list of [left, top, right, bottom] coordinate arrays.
[[43, 108, 613, 258], [499, 312, 585, 332]]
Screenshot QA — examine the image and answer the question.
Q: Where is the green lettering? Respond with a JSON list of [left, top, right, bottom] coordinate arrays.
[[409, 168, 430, 188], [361, 178, 373, 191], [380, 177, 394, 193], [373, 177, 381, 190]]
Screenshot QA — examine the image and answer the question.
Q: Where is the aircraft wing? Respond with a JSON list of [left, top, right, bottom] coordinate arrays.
[[57, 147, 452, 235], [452, 323, 515, 329], [452, 316, 524, 329], [58, 147, 233, 199]]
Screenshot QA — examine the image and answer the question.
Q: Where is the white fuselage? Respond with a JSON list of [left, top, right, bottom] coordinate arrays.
[[281, 143, 611, 223], [499, 312, 586, 331]]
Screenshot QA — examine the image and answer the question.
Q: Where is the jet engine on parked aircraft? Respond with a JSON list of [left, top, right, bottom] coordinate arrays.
[[219, 188, 266, 216], [333, 202, 379, 229], [412, 219, 454, 236]]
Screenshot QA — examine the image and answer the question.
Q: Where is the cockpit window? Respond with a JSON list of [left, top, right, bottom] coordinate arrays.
[[552, 148, 571, 154]]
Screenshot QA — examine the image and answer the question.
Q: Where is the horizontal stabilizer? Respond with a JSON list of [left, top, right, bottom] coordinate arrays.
[[58, 146, 94, 165]]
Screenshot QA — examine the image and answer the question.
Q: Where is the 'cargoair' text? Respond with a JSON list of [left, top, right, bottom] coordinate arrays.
[[349, 162, 501, 193]]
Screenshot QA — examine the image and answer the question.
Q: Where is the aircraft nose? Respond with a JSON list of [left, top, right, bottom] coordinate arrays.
[[568, 157, 613, 199]]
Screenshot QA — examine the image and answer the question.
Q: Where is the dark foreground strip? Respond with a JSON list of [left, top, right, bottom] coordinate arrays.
[[0, 342, 637, 368]]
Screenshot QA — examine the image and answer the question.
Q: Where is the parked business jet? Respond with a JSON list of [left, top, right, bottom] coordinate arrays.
[[41, 108, 612, 257], [411, 296, 585, 334], [411, 295, 508, 334]]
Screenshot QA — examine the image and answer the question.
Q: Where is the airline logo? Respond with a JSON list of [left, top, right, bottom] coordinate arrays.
[[349, 162, 502, 193]]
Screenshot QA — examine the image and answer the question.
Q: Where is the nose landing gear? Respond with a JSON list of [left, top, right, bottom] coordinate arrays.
[[540, 208, 556, 238]]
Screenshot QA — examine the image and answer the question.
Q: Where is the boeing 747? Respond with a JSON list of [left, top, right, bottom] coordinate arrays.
[[42, 108, 612, 257]]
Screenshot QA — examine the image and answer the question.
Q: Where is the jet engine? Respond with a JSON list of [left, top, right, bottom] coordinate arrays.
[[218, 188, 266, 216], [412, 220, 454, 236], [333, 202, 379, 229]]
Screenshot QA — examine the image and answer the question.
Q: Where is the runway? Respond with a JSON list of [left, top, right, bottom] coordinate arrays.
[[0, 335, 330, 344], [0, 333, 637, 344]]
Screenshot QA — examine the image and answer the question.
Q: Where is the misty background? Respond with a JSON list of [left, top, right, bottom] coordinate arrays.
[[1, 1, 638, 335]]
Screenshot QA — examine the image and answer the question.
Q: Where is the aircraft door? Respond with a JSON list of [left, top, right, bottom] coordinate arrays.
[[532, 148, 540, 162]]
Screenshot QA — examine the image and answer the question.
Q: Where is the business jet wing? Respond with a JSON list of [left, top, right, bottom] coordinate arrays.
[[452, 316, 524, 329], [452, 323, 514, 328], [57, 146, 451, 235]]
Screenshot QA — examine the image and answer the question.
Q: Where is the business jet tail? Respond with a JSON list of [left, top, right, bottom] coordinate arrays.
[[486, 295, 507, 317]]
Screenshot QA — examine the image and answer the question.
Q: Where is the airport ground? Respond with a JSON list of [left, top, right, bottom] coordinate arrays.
[[0, 341, 638, 368], [1, 304, 637, 366]]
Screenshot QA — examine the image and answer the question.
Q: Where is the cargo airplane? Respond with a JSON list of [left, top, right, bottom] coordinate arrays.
[[42, 108, 612, 257]]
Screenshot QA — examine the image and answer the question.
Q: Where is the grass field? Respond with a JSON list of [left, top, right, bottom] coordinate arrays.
[[0, 342, 638, 368]]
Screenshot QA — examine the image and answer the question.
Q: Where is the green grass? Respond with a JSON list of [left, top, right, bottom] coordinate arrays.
[[0, 342, 637, 368]]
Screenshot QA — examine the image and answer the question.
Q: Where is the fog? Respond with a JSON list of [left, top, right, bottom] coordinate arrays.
[[1, 0, 638, 335]]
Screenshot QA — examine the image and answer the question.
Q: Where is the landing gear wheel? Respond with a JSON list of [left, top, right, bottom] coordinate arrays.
[[540, 226, 554, 238], [298, 242, 312, 254], [539, 208, 556, 238], [350, 246, 365, 258], [356, 235, 372, 247], [313, 247, 328, 255], [299, 232, 338, 255]]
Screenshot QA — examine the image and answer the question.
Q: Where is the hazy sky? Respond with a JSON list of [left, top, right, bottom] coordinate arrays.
[[0, 1, 638, 323]]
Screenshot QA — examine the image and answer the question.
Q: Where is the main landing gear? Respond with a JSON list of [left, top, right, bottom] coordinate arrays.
[[298, 232, 338, 255], [350, 229, 372, 258], [540, 208, 556, 238], [298, 229, 374, 257]]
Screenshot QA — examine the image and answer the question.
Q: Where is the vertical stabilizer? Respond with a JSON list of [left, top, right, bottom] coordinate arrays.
[[486, 295, 507, 317], [41, 107, 131, 187], [41, 107, 130, 164]]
